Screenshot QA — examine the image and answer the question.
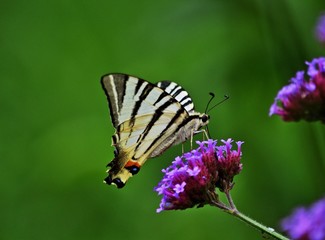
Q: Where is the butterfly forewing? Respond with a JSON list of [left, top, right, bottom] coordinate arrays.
[[102, 75, 153, 127], [101, 73, 209, 188], [156, 81, 195, 113]]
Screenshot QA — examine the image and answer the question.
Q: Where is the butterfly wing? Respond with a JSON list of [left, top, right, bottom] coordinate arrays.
[[156, 81, 195, 113], [101, 74, 191, 188]]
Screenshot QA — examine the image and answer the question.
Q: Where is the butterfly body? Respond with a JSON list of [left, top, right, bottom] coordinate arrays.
[[101, 73, 209, 188]]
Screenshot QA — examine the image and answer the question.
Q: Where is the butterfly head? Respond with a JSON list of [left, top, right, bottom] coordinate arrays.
[[199, 113, 210, 127], [201, 114, 209, 124]]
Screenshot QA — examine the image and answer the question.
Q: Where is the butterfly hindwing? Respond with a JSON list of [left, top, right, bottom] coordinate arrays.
[[101, 73, 209, 188]]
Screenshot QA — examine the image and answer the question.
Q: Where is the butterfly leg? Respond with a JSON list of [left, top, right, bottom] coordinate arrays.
[[193, 129, 209, 140], [190, 129, 194, 149], [190, 129, 209, 150], [203, 129, 209, 140]]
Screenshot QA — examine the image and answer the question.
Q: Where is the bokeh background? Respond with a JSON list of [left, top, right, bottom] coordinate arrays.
[[1, 0, 325, 239]]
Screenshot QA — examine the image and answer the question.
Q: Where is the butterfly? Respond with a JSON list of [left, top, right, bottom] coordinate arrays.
[[101, 73, 210, 188]]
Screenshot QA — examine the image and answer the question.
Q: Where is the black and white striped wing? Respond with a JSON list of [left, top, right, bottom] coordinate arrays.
[[156, 81, 195, 113], [101, 73, 193, 188]]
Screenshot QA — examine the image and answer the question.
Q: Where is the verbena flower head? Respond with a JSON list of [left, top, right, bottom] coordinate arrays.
[[269, 57, 325, 123], [316, 13, 325, 44], [154, 139, 243, 213], [281, 197, 325, 240], [215, 139, 243, 192]]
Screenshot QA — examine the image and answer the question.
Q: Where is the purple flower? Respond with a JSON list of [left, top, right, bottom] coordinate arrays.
[[154, 139, 244, 213], [281, 197, 325, 240], [215, 139, 244, 192], [316, 13, 325, 44], [269, 57, 325, 123]]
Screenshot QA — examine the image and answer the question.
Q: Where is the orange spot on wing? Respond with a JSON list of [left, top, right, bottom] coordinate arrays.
[[125, 160, 141, 168]]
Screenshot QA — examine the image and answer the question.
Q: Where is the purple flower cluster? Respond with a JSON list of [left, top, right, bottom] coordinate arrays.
[[316, 13, 325, 44], [154, 139, 243, 213], [215, 139, 243, 192], [269, 57, 325, 123], [281, 197, 325, 240]]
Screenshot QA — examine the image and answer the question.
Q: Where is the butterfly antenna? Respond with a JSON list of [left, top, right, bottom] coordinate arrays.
[[204, 92, 215, 114], [203, 92, 215, 139], [207, 95, 229, 113]]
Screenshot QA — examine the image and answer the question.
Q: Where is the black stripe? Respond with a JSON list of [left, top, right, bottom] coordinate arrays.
[[170, 86, 181, 95], [110, 74, 127, 114], [134, 78, 144, 96], [111, 74, 128, 114], [181, 99, 192, 108], [157, 81, 171, 89], [171, 88, 183, 98], [180, 97, 191, 104], [187, 106, 194, 112], [116, 124, 122, 134], [129, 83, 153, 127], [120, 75, 128, 112], [135, 98, 175, 147], [112, 134, 118, 145], [127, 81, 164, 142], [178, 93, 190, 103], [174, 115, 200, 133], [101, 75, 118, 127], [168, 84, 178, 95], [139, 108, 186, 157], [154, 91, 168, 106]]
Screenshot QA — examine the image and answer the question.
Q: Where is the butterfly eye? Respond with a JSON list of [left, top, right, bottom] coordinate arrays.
[[201, 114, 209, 123]]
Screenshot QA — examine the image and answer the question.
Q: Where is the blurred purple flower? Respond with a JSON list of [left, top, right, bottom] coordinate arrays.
[[281, 197, 325, 240], [269, 57, 325, 123], [316, 13, 325, 44], [154, 139, 243, 213]]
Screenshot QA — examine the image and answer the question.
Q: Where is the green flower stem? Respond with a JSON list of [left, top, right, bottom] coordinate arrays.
[[229, 209, 289, 240], [209, 191, 289, 240], [224, 187, 237, 210]]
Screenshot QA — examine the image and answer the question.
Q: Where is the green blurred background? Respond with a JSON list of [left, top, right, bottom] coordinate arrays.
[[1, 0, 325, 239]]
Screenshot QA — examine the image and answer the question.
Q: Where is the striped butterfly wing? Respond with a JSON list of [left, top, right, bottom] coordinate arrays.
[[156, 81, 195, 113], [101, 73, 209, 188]]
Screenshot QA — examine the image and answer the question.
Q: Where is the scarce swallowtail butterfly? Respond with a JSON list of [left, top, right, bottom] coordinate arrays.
[[101, 73, 210, 188]]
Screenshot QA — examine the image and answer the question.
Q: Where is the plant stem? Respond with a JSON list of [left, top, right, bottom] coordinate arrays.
[[210, 191, 289, 240], [225, 188, 237, 210], [230, 209, 289, 240]]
